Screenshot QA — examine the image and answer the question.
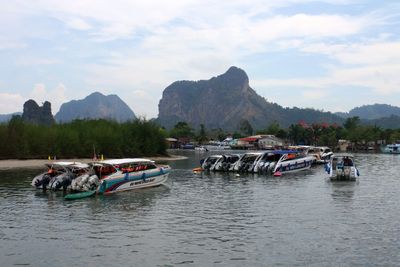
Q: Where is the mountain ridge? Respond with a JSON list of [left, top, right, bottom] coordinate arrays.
[[336, 103, 400, 120], [55, 92, 136, 123], [158, 66, 343, 130]]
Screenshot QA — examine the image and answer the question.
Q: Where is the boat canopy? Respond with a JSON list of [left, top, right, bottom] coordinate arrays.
[[45, 162, 85, 168], [99, 158, 154, 165], [333, 153, 354, 159], [269, 150, 299, 155]]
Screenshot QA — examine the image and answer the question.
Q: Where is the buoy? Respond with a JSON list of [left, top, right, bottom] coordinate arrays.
[[274, 171, 282, 177], [192, 167, 203, 173]]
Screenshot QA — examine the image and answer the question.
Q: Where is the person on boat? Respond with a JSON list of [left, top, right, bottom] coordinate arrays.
[[343, 156, 353, 166]]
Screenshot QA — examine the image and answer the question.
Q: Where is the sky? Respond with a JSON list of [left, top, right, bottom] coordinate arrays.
[[1, 0, 400, 118]]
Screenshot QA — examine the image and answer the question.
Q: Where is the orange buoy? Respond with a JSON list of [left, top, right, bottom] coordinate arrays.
[[192, 167, 203, 173]]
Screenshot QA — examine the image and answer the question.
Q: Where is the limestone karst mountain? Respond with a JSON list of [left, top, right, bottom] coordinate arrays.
[[22, 100, 55, 126], [158, 66, 343, 130], [55, 92, 136, 123]]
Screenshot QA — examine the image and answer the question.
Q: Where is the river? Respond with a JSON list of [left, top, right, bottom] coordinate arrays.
[[1, 151, 400, 266]]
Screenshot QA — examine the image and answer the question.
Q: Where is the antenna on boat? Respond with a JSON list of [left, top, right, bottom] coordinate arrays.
[[92, 144, 97, 161]]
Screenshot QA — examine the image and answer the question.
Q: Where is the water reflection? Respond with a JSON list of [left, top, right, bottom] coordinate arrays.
[[329, 181, 357, 202]]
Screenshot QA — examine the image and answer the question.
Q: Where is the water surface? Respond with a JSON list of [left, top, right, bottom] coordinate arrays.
[[1, 152, 400, 266]]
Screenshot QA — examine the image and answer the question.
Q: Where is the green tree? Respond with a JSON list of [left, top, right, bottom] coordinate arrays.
[[169, 121, 194, 139], [196, 124, 208, 144], [344, 116, 360, 131], [238, 119, 253, 136]]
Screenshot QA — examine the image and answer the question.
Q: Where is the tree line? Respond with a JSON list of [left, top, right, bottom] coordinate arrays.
[[0, 117, 167, 159], [168, 117, 400, 149]]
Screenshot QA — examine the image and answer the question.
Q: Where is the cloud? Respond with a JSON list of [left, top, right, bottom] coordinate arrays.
[[29, 83, 68, 113], [302, 41, 400, 66], [1, 0, 399, 116], [64, 17, 92, 31], [0, 93, 24, 114], [15, 56, 61, 66], [301, 89, 329, 100]]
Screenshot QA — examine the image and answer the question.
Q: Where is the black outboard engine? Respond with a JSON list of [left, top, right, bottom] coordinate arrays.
[[32, 173, 52, 190], [50, 172, 75, 191]]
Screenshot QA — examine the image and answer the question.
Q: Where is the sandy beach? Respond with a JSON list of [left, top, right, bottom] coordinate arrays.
[[0, 154, 187, 170]]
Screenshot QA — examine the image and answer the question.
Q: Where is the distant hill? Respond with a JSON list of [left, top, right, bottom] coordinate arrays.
[[337, 104, 400, 120], [363, 115, 400, 129], [55, 92, 136, 123], [0, 112, 22, 123], [22, 100, 55, 126], [158, 66, 343, 130]]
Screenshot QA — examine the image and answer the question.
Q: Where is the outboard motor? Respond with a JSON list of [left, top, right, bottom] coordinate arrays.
[[31, 172, 47, 188], [32, 172, 52, 189], [50, 172, 75, 191], [71, 174, 99, 191]]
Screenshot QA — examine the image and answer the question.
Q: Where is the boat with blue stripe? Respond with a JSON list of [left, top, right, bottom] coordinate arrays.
[[71, 158, 170, 195]]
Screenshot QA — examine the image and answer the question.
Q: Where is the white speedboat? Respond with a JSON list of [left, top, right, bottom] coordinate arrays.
[[325, 154, 360, 181], [195, 146, 208, 152], [201, 154, 240, 171], [201, 155, 223, 171], [272, 150, 315, 175], [88, 158, 170, 194], [31, 162, 90, 190], [251, 150, 286, 174], [231, 152, 263, 172], [308, 146, 334, 164], [383, 144, 400, 154]]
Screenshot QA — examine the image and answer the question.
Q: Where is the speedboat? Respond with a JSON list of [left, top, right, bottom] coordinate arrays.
[[78, 158, 171, 194], [200, 155, 223, 171], [195, 146, 208, 152], [31, 162, 89, 190], [383, 144, 400, 154], [251, 150, 290, 174], [325, 154, 360, 181], [200, 154, 240, 171], [212, 154, 240, 171], [272, 150, 315, 175], [308, 146, 333, 164], [231, 152, 263, 172]]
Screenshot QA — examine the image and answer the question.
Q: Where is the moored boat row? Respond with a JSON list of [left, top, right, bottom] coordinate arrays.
[[198, 147, 360, 180], [200, 149, 315, 175], [31, 158, 171, 198]]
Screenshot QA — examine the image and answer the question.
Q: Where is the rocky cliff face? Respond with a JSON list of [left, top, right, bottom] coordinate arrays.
[[22, 100, 55, 126], [55, 92, 136, 123], [158, 66, 343, 130]]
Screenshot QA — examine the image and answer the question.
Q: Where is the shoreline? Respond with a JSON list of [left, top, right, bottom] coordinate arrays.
[[0, 154, 187, 170]]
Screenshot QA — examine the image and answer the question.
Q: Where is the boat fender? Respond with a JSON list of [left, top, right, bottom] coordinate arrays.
[[324, 164, 330, 173], [160, 168, 164, 174], [356, 169, 360, 176], [142, 173, 146, 181]]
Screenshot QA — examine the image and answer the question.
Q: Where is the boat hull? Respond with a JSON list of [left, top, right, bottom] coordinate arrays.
[[329, 166, 359, 181], [98, 167, 170, 194], [274, 156, 315, 174]]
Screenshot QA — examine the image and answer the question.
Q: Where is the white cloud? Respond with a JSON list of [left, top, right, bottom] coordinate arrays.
[[29, 83, 68, 113], [302, 41, 400, 65], [15, 56, 61, 66], [64, 17, 92, 31], [301, 89, 329, 100], [1, 0, 399, 116], [0, 93, 24, 114]]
